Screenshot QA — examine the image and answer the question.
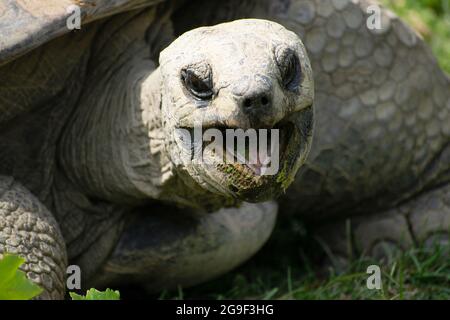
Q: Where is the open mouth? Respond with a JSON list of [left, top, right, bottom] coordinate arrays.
[[175, 113, 305, 200], [177, 120, 294, 176], [212, 121, 298, 201], [174, 103, 313, 200], [208, 121, 294, 177]]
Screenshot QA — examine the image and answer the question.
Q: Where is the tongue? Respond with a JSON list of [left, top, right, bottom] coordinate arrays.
[[220, 130, 275, 176], [247, 147, 272, 176]]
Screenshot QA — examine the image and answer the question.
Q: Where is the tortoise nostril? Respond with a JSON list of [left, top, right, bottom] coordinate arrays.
[[244, 98, 252, 108], [261, 96, 269, 106], [241, 93, 271, 110]]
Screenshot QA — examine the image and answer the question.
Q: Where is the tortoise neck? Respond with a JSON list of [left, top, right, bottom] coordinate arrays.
[[58, 59, 172, 204]]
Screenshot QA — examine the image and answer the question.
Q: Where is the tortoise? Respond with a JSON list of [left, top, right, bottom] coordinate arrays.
[[0, 0, 448, 299]]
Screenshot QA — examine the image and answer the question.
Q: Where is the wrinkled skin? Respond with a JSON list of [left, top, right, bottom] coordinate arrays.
[[159, 20, 314, 203], [0, 9, 312, 298], [0, 0, 449, 299]]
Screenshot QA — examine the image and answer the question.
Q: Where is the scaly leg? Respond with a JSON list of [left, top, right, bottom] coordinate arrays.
[[0, 176, 67, 299], [316, 184, 450, 266]]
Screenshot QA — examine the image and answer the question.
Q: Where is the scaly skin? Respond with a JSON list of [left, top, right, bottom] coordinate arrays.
[[0, 4, 312, 297], [0, 176, 67, 299], [58, 17, 314, 290], [0, 0, 449, 298]]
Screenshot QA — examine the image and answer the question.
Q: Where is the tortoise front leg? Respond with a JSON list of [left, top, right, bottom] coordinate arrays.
[[316, 183, 450, 267], [92, 201, 277, 293], [0, 176, 67, 299]]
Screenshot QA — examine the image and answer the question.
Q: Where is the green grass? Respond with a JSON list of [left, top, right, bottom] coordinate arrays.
[[157, 1, 450, 300]]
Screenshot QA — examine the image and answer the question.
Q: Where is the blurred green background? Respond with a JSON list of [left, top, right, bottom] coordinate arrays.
[[382, 0, 450, 72]]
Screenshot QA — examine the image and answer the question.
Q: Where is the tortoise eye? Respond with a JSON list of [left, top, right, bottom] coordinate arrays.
[[181, 68, 213, 100], [276, 49, 301, 92]]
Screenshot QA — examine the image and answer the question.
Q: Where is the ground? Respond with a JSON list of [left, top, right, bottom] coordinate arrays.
[[122, 0, 450, 300]]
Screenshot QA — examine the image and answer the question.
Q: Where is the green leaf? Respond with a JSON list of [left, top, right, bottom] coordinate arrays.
[[0, 254, 43, 300], [70, 288, 120, 300]]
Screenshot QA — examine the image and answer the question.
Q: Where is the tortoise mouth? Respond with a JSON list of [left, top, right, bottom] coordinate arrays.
[[178, 120, 292, 175], [213, 121, 292, 176], [175, 105, 311, 202], [213, 121, 298, 201]]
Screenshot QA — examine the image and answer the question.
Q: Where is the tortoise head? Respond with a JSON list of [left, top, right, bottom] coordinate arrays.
[[159, 19, 314, 202]]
